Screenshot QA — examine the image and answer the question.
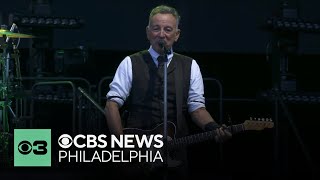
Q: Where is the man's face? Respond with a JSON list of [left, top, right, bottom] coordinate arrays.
[[146, 13, 180, 54]]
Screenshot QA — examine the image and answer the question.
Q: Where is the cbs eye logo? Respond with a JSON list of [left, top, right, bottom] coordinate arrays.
[[18, 140, 48, 155], [58, 134, 73, 148]]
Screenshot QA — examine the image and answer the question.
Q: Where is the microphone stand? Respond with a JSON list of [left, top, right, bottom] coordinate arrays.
[[78, 87, 105, 114], [161, 45, 170, 177], [77, 87, 105, 133]]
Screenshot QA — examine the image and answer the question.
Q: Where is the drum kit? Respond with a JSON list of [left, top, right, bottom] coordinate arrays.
[[0, 24, 35, 165]]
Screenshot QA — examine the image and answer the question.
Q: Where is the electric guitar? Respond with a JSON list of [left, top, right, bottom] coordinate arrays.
[[123, 117, 274, 170]]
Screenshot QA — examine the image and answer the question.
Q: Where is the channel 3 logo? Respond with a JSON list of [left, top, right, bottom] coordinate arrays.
[[14, 129, 51, 167]]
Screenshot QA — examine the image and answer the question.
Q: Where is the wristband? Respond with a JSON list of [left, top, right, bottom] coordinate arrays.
[[204, 122, 221, 131]]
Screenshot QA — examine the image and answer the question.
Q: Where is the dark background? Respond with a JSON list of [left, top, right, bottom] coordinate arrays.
[[1, 0, 320, 53], [1, 0, 320, 179]]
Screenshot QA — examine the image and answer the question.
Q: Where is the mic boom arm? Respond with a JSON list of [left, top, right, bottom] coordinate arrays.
[[78, 87, 105, 114]]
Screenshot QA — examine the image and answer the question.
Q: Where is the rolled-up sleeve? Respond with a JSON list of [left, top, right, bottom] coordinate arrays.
[[188, 60, 206, 112], [106, 56, 132, 107]]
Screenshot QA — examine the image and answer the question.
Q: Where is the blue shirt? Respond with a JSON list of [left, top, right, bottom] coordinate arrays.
[[107, 46, 206, 113]]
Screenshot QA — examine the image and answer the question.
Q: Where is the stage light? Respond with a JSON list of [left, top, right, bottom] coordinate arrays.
[[266, 17, 320, 33], [53, 18, 61, 25], [259, 90, 320, 104], [61, 18, 69, 26], [29, 17, 37, 24], [9, 13, 84, 29], [45, 18, 53, 25], [37, 17, 45, 24], [21, 17, 29, 24]]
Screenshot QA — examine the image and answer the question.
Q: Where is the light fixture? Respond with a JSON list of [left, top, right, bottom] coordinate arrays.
[[9, 13, 84, 29], [266, 17, 320, 33]]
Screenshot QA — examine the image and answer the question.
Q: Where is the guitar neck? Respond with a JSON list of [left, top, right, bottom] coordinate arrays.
[[168, 123, 244, 149]]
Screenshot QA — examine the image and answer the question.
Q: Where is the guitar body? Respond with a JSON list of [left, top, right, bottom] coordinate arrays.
[[123, 121, 183, 170], [123, 121, 177, 140]]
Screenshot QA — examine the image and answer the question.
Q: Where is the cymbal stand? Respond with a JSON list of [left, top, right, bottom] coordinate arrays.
[[12, 46, 23, 124], [1, 42, 12, 133], [0, 38, 14, 166], [0, 34, 23, 131]]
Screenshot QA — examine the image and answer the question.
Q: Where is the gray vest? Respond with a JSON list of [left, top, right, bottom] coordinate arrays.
[[126, 50, 192, 137]]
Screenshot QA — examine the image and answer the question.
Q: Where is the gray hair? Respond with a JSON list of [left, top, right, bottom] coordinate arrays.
[[148, 5, 181, 27]]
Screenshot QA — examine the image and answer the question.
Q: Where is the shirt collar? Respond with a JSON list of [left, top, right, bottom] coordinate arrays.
[[148, 46, 174, 64]]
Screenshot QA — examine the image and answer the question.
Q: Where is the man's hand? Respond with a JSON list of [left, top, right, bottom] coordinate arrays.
[[190, 107, 232, 143], [213, 124, 232, 143]]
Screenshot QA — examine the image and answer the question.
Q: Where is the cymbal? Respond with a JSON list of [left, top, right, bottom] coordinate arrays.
[[0, 29, 35, 38]]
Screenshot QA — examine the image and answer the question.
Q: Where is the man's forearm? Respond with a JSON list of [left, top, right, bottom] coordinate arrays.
[[105, 100, 123, 136], [191, 107, 231, 142], [190, 107, 216, 130]]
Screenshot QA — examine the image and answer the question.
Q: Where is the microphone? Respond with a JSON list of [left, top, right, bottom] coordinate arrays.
[[6, 23, 17, 43], [158, 39, 165, 48], [158, 40, 170, 55]]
